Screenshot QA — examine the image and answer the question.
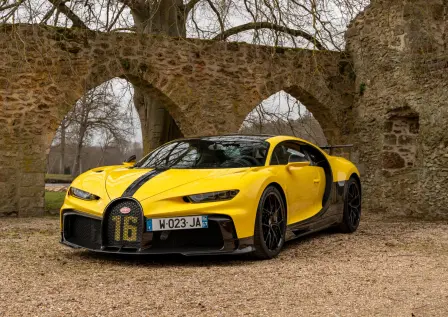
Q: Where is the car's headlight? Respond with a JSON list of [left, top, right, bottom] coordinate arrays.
[[186, 190, 239, 203], [69, 187, 100, 201]]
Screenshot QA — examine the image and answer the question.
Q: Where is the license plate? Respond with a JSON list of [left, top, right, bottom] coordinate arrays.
[[146, 216, 208, 232]]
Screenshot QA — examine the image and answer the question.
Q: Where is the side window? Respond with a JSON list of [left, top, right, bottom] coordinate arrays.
[[270, 142, 308, 165], [301, 145, 322, 166], [270, 145, 287, 165]]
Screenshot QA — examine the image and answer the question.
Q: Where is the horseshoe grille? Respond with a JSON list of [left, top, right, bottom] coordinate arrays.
[[103, 199, 143, 248]]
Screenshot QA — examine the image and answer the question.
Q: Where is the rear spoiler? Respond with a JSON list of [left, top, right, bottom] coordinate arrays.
[[320, 144, 353, 155]]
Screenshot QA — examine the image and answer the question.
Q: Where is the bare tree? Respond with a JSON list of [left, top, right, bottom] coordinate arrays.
[[96, 129, 126, 166], [2, 0, 370, 56], [66, 82, 133, 176], [51, 115, 73, 174]]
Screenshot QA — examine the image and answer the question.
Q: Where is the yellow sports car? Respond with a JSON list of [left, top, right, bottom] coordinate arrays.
[[60, 135, 361, 259]]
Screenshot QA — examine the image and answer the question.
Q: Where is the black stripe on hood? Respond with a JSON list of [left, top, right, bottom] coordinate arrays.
[[121, 169, 166, 197]]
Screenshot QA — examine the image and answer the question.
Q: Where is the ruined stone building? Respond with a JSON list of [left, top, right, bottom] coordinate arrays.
[[0, 0, 447, 217]]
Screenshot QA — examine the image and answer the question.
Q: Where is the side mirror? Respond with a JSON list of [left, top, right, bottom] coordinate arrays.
[[123, 154, 136, 167], [287, 154, 310, 169]]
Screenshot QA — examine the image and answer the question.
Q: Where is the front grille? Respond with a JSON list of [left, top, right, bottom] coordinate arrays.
[[103, 199, 143, 248], [63, 210, 234, 253], [63, 214, 102, 249], [150, 220, 224, 250]]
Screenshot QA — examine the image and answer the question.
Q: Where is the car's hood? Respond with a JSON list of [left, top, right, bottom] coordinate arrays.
[[104, 167, 249, 200]]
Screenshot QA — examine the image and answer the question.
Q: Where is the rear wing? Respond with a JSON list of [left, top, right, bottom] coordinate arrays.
[[320, 144, 353, 155]]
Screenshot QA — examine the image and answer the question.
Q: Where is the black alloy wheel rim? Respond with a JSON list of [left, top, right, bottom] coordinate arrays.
[[261, 193, 284, 251], [347, 182, 361, 227]]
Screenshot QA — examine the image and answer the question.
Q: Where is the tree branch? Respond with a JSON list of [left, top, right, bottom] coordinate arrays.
[[213, 21, 326, 50], [183, 0, 202, 15], [107, 3, 126, 31], [0, 0, 26, 12], [40, 5, 57, 24], [205, 0, 224, 35], [46, 0, 88, 29], [1, 0, 26, 23]]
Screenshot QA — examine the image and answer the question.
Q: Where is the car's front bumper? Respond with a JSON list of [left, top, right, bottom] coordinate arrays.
[[60, 210, 254, 256]]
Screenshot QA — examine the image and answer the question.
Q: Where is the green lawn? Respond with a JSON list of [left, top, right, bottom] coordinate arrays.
[[45, 191, 66, 213], [45, 174, 73, 183]]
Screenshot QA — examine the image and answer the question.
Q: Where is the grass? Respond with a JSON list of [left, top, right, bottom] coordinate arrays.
[[45, 191, 66, 212], [45, 174, 73, 183]]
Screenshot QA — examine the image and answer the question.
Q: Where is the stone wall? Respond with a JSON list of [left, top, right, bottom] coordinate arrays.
[[0, 24, 353, 216], [382, 107, 420, 171], [346, 0, 448, 217]]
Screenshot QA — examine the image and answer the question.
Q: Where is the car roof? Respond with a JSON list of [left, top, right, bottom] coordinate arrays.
[[265, 135, 311, 144], [171, 134, 323, 151], [177, 134, 274, 142], [178, 134, 312, 143]]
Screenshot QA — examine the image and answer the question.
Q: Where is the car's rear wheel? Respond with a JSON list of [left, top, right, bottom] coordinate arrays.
[[253, 186, 286, 259], [339, 177, 361, 233]]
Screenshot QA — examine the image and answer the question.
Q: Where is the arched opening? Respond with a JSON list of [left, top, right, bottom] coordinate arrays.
[[44, 78, 141, 213], [44, 77, 183, 214], [1, 39, 193, 217], [47, 78, 141, 175], [239, 91, 327, 146]]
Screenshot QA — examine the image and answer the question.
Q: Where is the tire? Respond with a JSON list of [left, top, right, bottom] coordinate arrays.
[[253, 185, 287, 259], [339, 176, 362, 233]]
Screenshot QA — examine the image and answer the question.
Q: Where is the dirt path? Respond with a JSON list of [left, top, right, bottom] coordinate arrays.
[[1, 215, 447, 316]]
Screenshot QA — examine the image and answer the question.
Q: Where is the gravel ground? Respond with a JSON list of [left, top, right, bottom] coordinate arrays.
[[1, 215, 448, 317]]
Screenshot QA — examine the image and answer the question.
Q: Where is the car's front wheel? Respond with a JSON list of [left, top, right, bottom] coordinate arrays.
[[253, 185, 286, 259]]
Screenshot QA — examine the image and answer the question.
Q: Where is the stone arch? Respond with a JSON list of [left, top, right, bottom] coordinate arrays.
[[285, 85, 342, 145], [41, 71, 187, 167], [240, 90, 327, 145], [0, 24, 353, 216], [46, 77, 141, 177], [237, 76, 349, 145], [0, 26, 195, 215]]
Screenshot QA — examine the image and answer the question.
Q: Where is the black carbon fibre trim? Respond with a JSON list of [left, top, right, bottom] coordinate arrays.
[[121, 169, 164, 197]]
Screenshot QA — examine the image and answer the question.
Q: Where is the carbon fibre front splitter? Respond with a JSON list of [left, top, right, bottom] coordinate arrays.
[[60, 239, 255, 256]]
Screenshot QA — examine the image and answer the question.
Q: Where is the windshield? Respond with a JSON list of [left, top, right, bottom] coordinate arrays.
[[134, 137, 270, 169]]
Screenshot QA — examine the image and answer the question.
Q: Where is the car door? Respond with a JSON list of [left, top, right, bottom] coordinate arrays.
[[270, 141, 324, 225], [301, 144, 327, 213]]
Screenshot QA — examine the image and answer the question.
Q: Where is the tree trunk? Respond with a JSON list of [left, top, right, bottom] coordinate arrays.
[[131, 0, 186, 36], [72, 97, 88, 177], [131, 0, 185, 153], [59, 120, 66, 174], [72, 130, 85, 177]]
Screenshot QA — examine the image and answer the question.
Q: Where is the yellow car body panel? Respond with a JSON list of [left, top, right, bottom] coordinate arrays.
[[60, 135, 360, 255]]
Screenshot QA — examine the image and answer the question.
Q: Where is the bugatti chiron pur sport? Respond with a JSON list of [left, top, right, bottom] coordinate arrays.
[[60, 135, 361, 259]]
